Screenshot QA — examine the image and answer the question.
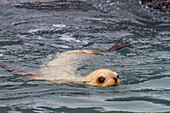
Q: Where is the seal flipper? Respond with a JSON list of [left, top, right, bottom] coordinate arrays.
[[64, 37, 132, 54], [0, 63, 42, 77], [103, 37, 132, 52], [88, 37, 132, 53]]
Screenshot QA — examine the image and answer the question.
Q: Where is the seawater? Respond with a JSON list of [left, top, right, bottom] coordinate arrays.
[[0, 0, 170, 112]]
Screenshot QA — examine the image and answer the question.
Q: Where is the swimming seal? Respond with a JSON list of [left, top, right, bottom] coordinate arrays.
[[0, 37, 131, 87]]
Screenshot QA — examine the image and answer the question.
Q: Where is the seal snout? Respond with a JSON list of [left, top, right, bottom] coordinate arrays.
[[113, 74, 119, 83], [113, 77, 118, 83]]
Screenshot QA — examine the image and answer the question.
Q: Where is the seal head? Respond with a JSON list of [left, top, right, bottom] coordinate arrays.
[[83, 69, 119, 87]]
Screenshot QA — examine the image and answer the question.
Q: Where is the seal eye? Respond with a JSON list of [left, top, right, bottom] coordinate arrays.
[[98, 77, 105, 83], [117, 75, 119, 79]]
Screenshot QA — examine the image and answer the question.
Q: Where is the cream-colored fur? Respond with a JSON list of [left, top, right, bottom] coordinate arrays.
[[40, 51, 119, 86]]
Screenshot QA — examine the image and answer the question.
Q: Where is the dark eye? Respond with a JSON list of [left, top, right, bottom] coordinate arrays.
[[98, 77, 105, 83], [117, 75, 119, 79]]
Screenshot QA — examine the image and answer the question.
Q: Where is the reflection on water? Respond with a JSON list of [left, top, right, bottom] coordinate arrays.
[[0, 0, 170, 112]]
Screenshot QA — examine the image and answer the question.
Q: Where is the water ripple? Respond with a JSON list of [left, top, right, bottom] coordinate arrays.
[[0, 0, 170, 112]]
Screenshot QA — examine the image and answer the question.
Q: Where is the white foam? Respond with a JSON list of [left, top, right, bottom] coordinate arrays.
[[52, 24, 66, 28], [28, 28, 41, 33], [60, 34, 81, 43], [82, 40, 89, 45], [50, 44, 70, 49]]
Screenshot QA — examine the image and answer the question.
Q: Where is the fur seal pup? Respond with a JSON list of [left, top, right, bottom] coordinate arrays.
[[0, 37, 131, 87]]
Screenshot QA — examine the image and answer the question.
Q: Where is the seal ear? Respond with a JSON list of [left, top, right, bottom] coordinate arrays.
[[82, 77, 90, 83]]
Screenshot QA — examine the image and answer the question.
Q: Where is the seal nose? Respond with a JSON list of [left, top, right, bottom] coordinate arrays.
[[113, 77, 118, 83]]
